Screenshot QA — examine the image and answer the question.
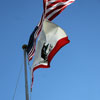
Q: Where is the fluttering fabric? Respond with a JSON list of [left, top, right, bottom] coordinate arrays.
[[27, 0, 75, 61], [31, 19, 70, 89]]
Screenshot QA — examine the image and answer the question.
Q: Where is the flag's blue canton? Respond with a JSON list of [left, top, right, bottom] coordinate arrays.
[[27, 26, 38, 55]]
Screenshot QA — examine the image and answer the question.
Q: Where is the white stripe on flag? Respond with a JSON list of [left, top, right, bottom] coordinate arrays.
[[46, 8, 63, 20]]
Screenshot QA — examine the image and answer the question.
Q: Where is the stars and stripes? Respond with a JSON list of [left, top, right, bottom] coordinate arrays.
[[27, 26, 38, 61], [27, 0, 75, 61], [44, 0, 75, 21]]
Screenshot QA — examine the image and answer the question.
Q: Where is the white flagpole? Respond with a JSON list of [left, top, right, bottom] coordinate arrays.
[[22, 44, 29, 100]]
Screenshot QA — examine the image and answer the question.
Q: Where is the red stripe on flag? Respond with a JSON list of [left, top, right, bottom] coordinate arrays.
[[47, 1, 62, 9], [46, 5, 65, 17], [48, 6, 66, 21]]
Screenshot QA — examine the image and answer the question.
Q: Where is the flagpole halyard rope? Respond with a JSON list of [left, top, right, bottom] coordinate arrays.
[[29, 64, 32, 100], [12, 63, 23, 100]]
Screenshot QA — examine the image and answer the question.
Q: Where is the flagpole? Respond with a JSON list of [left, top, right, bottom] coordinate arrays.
[[22, 44, 29, 100]]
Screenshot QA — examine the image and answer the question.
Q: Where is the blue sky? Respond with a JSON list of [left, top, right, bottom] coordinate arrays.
[[0, 0, 100, 100]]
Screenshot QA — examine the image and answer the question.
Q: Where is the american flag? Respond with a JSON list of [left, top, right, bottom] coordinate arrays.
[[27, 0, 75, 61]]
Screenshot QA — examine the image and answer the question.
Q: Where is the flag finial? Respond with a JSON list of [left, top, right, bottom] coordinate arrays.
[[22, 44, 28, 50]]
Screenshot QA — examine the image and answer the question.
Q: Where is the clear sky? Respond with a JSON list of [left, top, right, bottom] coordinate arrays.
[[0, 0, 100, 100]]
